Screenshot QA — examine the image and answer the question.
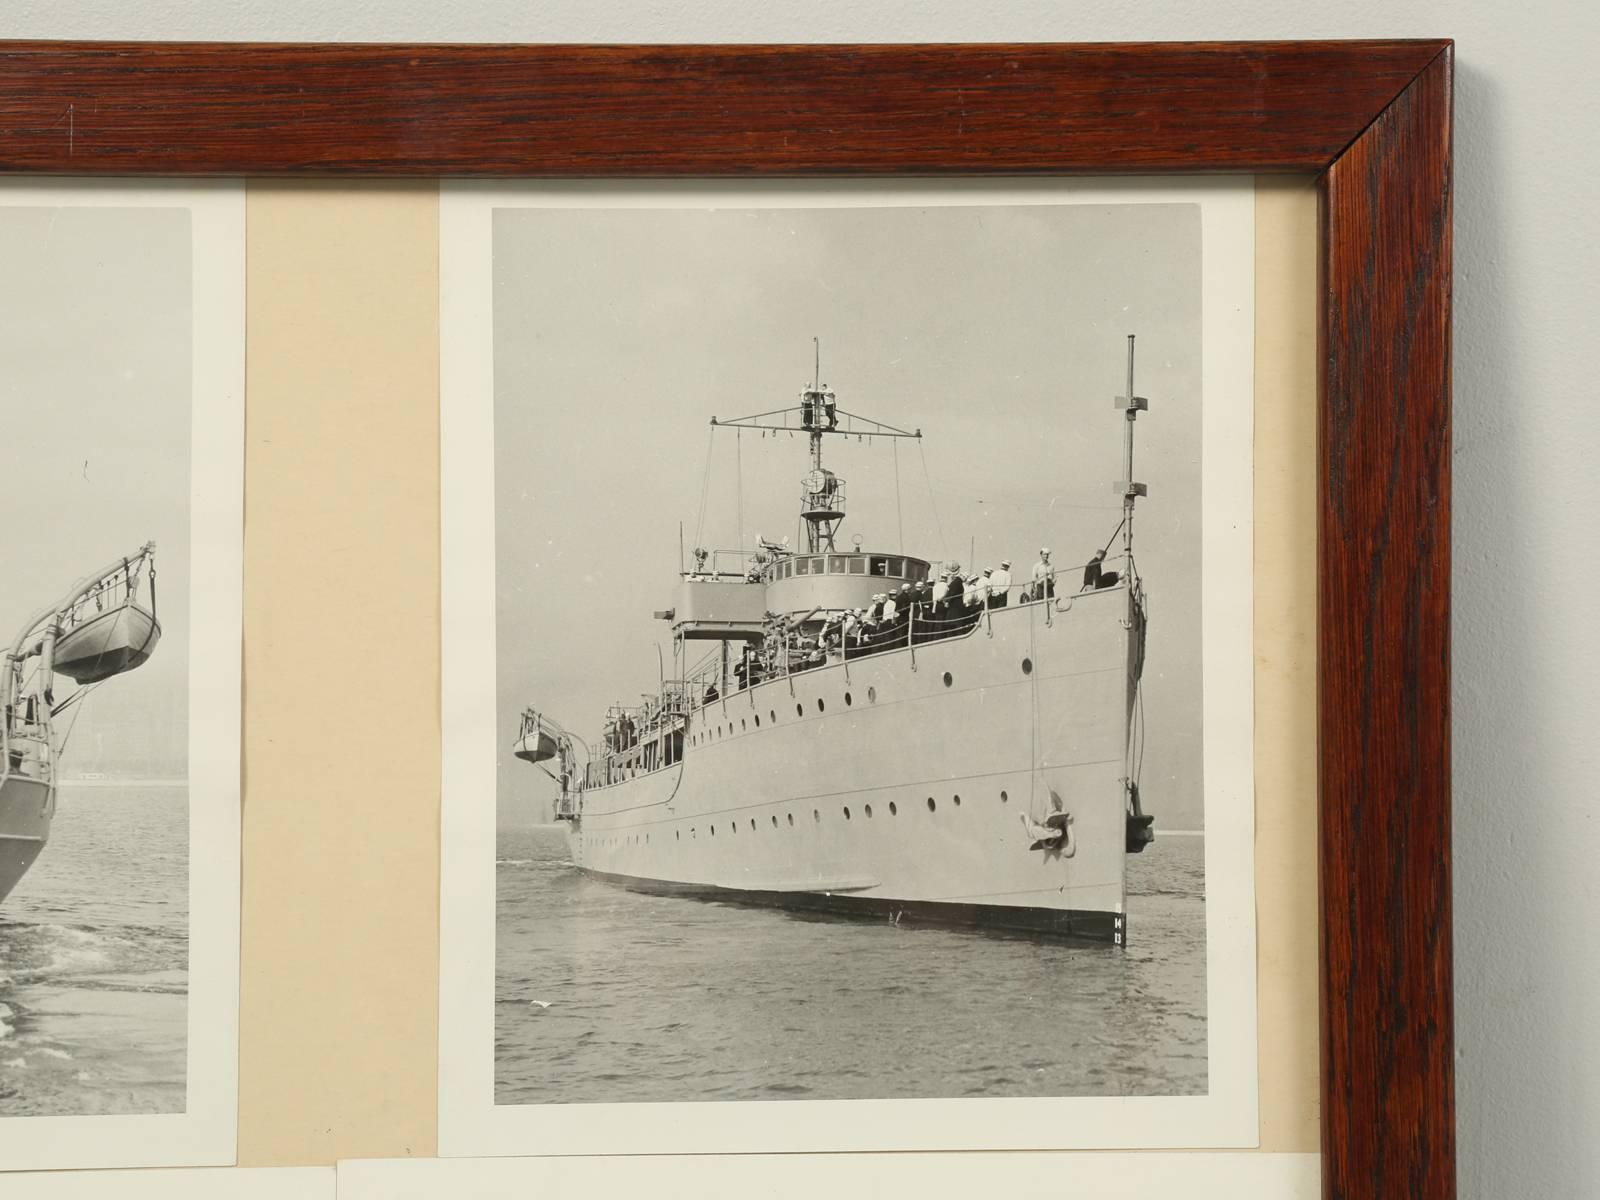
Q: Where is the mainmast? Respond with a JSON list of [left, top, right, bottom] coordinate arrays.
[[709, 340, 922, 554], [1115, 334, 1149, 559]]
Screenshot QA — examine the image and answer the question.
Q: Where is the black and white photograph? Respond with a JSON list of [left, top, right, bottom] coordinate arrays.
[[0, 185, 243, 1170], [440, 182, 1257, 1156]]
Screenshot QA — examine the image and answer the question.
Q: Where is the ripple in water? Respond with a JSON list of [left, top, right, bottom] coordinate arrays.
[[495, 824, 1207, 1104], [0, 785, 188, 1116]]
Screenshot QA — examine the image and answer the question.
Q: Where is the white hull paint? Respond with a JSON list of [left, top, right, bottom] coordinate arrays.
[[567, 585, 1140, 942], [0, 774, 53, 905], [53, 603, 161, 685]]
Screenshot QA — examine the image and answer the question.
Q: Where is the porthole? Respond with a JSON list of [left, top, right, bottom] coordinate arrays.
[[889, 801, 898, 816], [953, 794, 962, 807], [813, 808, 821, 823], [843, 806, 852, 820], [1000, 790, 1009, 804], [1021, 657, 1033, 676], [844, 691, 853, 706], [770, 710, 776, 723], [817, 698, 825, 713], [676, 831, 680, 841], [750, 818, 757, 831], [755, 714, 761, 728], [711, 825, 716, 836], [796, 702, 804, 717], [787, 813, 795, 826], [942, 671, 954, 688], [741, 718, 747, 731], [864, 804, 873, 818], [867, 686, 877, 703], [771, 815, 779, 828], [927, 797, 937, 813]]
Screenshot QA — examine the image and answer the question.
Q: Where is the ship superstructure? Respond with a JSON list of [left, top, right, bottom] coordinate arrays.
[[517, 339, 1156, 943], [0, 543, 161, 904]]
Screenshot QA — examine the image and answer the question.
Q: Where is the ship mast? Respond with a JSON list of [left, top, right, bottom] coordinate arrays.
[[1115, 334, 1149, 560], [709, 340, 922, 554]]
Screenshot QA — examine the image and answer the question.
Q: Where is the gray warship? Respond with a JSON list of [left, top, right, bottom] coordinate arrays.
[[1, 543, 161, 905], [516, 339, 1156, 943]]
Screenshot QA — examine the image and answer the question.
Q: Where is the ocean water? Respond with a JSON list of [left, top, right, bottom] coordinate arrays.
[[495, 825, 1206, 1104], [0, 785, 188, 1116]]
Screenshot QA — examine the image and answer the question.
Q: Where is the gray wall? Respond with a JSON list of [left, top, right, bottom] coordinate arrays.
[[6, 3, 1590, 1195]]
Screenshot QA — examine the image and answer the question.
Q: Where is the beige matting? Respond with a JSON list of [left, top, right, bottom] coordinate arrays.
[[239, 183, 441, 1166], [235, 179, 1315, 1165]]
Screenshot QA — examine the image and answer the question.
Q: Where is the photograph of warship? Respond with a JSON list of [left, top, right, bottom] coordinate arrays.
[[516, 339, 1157, 944], [0, 542, 161, 905]]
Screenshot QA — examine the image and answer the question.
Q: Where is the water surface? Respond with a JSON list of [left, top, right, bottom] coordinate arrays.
[[496, 824, 1205, 1104], [0, 784, 188, 1116]]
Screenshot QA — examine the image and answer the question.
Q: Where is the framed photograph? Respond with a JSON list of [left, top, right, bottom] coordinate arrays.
[[0, 38, 1452, 1199], [438, 177, 1261, 1155], [0, 181, 244, 1170]]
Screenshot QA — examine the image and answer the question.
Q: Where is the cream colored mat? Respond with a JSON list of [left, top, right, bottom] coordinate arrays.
[[235, 179, 1315, 1164]]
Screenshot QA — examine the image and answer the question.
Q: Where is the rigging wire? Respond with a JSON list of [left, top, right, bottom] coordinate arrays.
[[736, 429, 745, 555], [56, 681, 103, 759], [917, 439, 951, 563], [1100, 516, 1127, 558], [692, 425, 716, 555], [892, 440, 905, 553]]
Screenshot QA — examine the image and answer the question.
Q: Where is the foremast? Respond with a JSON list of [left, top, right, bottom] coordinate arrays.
[[710, 338, 922, 553]]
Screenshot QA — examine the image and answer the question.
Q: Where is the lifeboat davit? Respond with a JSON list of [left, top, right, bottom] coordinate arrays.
[[51, 602, 162, 684]]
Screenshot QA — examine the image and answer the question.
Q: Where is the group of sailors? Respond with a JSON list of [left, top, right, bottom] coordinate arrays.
[[714, 544, 1124, 694]]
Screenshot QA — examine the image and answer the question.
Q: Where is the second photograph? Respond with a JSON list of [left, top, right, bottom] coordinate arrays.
[[441, 181, 1259, 1156]]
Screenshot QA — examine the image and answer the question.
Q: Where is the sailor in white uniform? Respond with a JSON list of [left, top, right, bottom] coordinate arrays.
[[1031, 547, 1055, 602], [989, 559, 1013, 607]]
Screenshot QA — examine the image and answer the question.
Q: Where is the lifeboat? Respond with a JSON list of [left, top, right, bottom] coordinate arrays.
[[52, 602, 161, 684], [513, 715, 559, 764]]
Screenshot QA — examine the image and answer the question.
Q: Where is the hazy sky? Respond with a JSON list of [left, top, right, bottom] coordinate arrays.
[[0, 206, 191, 776], [494, 201, 1204, 828]]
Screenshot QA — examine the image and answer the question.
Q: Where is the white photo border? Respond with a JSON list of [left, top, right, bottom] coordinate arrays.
[[439, 178, 1258, 1156], [341, 1152, 1317, 1200], [0, 181, 244, 1171]]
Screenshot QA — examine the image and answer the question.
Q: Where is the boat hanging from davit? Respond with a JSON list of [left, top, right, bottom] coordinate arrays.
[[515, 338, 1157, 944], [0, 542, 161, 905]]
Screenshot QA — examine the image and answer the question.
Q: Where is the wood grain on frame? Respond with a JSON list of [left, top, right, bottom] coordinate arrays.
[[1320, 46, 1454, 1200], [0, 39, 1456, 1200], [0, 40, 1439, 176]]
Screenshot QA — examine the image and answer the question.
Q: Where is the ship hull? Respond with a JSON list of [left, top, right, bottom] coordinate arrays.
[[0, 774, 53, 905], [566, 585, 1140, 944]]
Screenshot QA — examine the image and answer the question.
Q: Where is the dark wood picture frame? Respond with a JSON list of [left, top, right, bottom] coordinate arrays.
[[0, 39, 1454, 1200]]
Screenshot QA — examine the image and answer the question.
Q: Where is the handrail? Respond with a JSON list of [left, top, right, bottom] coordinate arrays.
[[589, 548, 1135, 757]]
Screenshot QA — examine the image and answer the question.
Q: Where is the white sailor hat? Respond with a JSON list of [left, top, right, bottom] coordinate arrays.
[[1001, 559, 1012, 568], [1040, 547, 1051, 555]]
